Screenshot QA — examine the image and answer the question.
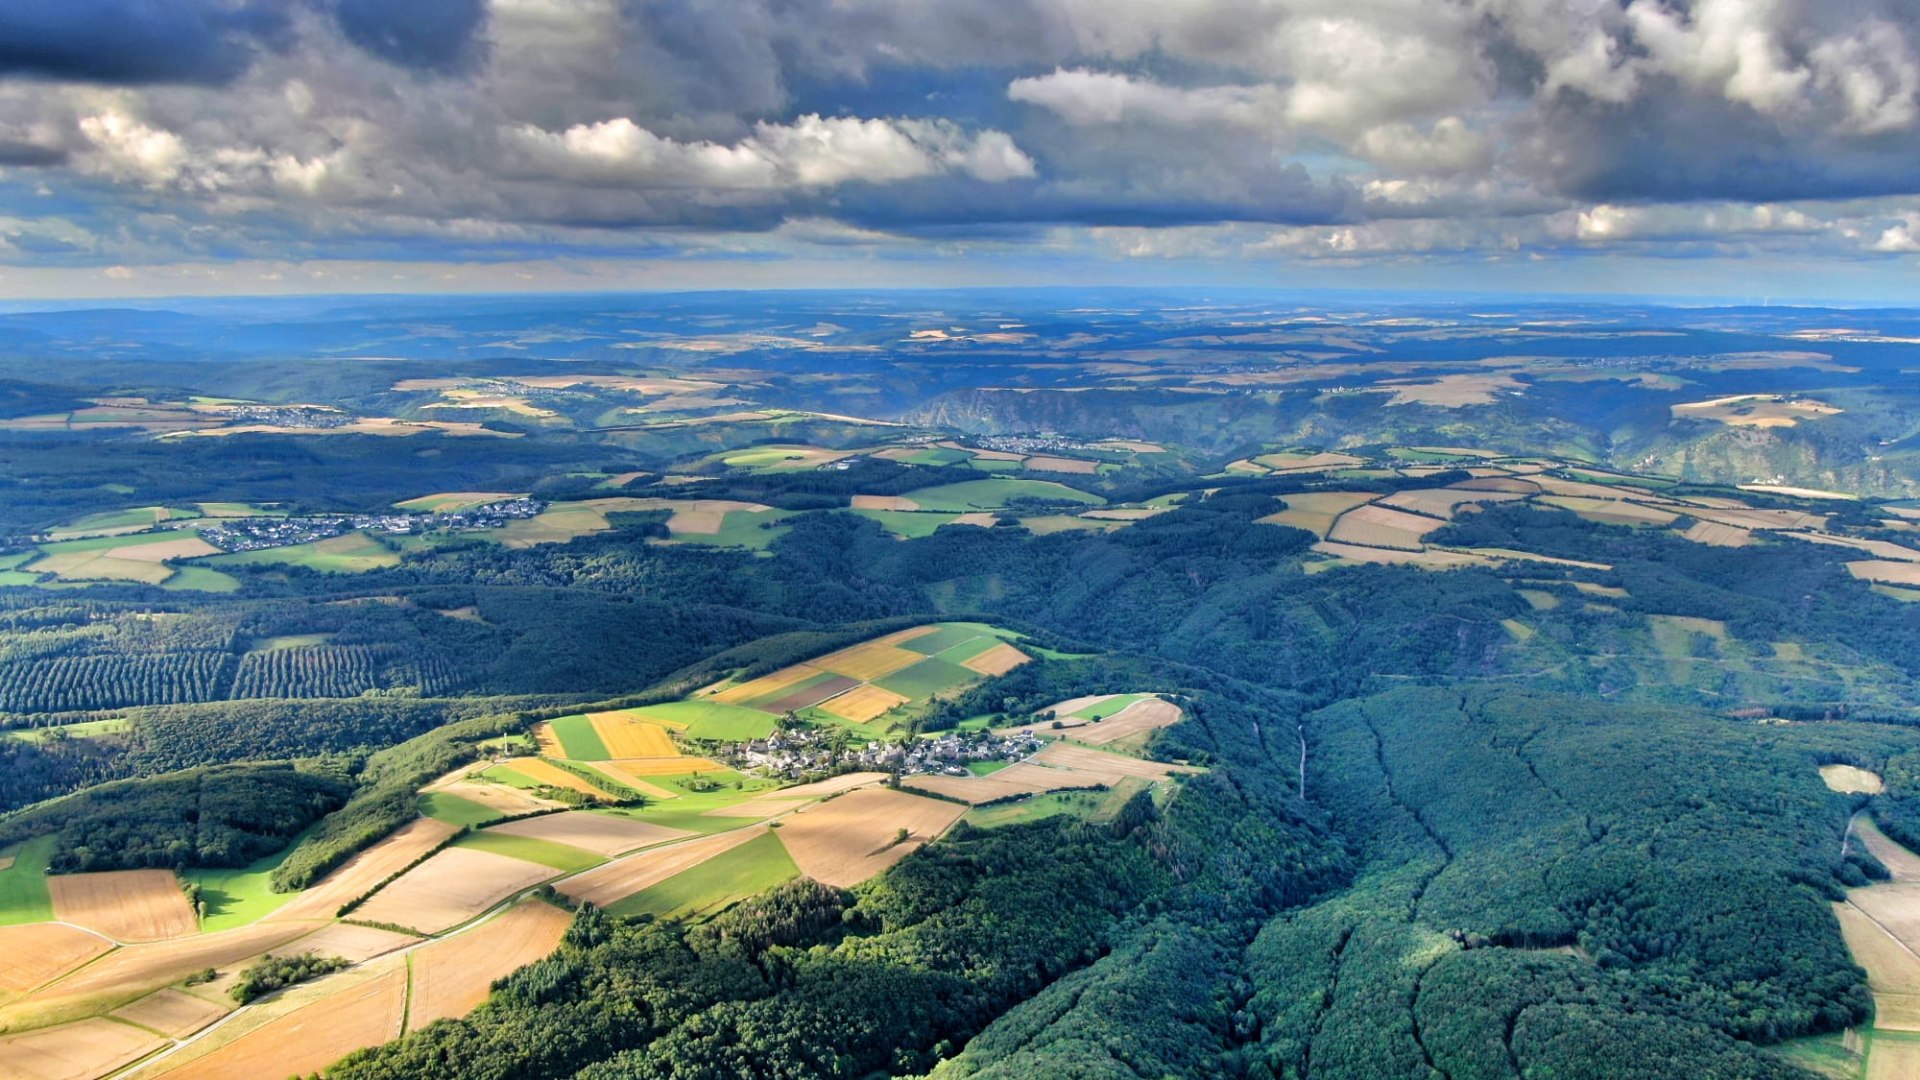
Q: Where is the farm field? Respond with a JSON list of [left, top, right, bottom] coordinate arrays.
[[901, 477, 1103, 512], [1257, 491, 1380, 537], [605, 831, 798, 919], [48, 870, 196, 943], [772, 787, 966, 888], [351, 847, 556, 935], [0, 1015, 166, 1080], [205, 531, 400, 572], [559, 826, 771, 908], [488, 809, 691, 857], [394, 491, 526, 512], [405, 900, 571, 1031]]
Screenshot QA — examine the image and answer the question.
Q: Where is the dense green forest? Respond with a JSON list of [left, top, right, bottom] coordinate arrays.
[[4, 424, 1920, 1078]]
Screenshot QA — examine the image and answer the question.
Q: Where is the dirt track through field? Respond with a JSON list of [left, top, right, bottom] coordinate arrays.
[[110, 988, 230, 1039], [146, 963, 407, 1080]]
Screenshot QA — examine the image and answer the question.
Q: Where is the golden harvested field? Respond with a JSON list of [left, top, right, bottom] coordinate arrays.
[[1836, 902, 1920, 1031], [1327, 504, 1450, 550], [1538, 496, 1679, 527], [96, 537, 220, 563], [1070, 698, 1184, 746], [1378, 489, 1528, 518], [490, 811, 692, 857], [705, 798, 810, 820], [1870, 1036, 1920, 1080], [775, 788, 966, 888], [713, 663, 826, 705], [1850, 561, 1920, 587], [1851, 884, 1920, 950], [559, 827, 769, 908], [146, 964, 407, 1080], [1081, 507, 1167, 521], [1689, 506, 1827, 531], [851, 495, 920, 511], [407, 900, 571, 1032], [5, 921, 320, 1029], [1253, 451, 1365, 472], [270, 817, 461, 922], [813, 641, 927, 681], [0, 1016, 165, 1080], [26, 553, 174, 585], [603, 756, 722, 776], [1672, 394, 1842, 427], [1791, 533, 1920, 562], [950, 512, 999, 527], [498, 757, 621, 798], [1380, 373, 1522, 406], [1034, 741, 1201, 780], [352, 848, 556, 934], [285, 922, 421, 964], [533, 722, 565, 757], [1456, 476, 1542, 493], [962, 642, 1032, 676], [1681, 520, 1753, 547], [1023, 455, 1099, 474], [1529, 476, 1667, 500], [1859, 818, 1920, 882], [109, 989, 229, 1039], [0, 925, 113, 996], [49, 870, 195, 943], [1822, 765, 1885, 794], [818, 683, 910, 723]]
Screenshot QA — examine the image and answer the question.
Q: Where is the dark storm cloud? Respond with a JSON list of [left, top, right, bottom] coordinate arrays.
[[0, 1, 289, 86], [0, 141, 66, 167], [330, 0, 488, 74]]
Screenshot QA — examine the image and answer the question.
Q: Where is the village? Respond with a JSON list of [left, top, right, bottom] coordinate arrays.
[[718, 723, 1044, 782], [201, 498, 544, 552]]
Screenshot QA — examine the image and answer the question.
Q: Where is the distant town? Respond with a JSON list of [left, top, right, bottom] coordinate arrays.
[[718, 724, 1044, 781], [202, 499, 543, 552]]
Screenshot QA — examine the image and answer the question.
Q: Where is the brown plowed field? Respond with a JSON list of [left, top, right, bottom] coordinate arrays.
[[490, 811, 691, 857], [352, 848, 556, 934], [48, 871, 195, 943], [270, 817, 462, 922], [851, 495, 919, 511], [775, 788, 965, 887], [5, 921, 321, 1030], [0, 1016, 164, 1080], [150, 964, 407, 1080], [763, 676, 860, 714], [0, 925, 113, 996], [1070, 698, 1184, 746], [406, 901, 571, 1031], [110, 988, 229, 1039], [1033, 741, 1199, 780], [557, 828, 768, 908]]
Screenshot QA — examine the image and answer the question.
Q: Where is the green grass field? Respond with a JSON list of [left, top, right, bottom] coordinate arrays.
[[874, 656, 978, 701], [964, 791, 1104, 829], [420, 791, 501, 828], [668, 509, 792, 550], [184, 831, 316, 930], [966, 760, 1011, 776], [3, 718, 130, 743], [46, 505, 202, 538], [891, 447, 973, 467], [605, 831, 798, 920], [547, 713, 613, 761], [902, 624, 1001, 656], [635, 701, 778, 741], [209, 531, 400, 572], [1071, 693, 1150, 720], [457, 829, 601, 873], [0, 835, 56, 925], [481, 764, 552, 791], [902, 477, 1103, 513], [851, 509, 966, 539]]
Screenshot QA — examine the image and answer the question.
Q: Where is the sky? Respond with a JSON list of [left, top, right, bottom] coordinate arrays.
[[3, 0, 1920, 302]]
